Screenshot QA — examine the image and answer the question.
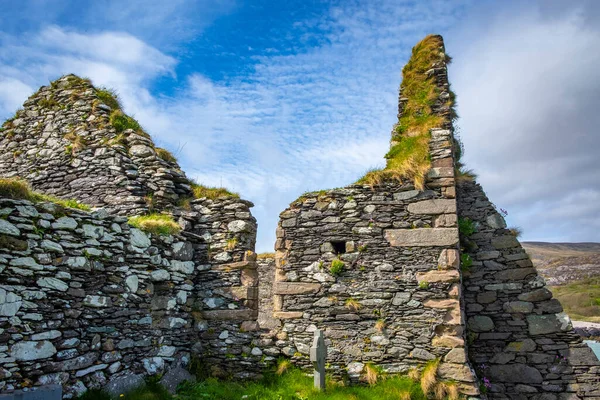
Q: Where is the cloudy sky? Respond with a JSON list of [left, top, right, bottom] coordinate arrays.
[[1, 0, 598, 251]]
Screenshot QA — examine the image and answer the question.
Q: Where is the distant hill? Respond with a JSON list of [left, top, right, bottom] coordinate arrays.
[[522, 242, 600, 323], [522, 242, 600, 286]]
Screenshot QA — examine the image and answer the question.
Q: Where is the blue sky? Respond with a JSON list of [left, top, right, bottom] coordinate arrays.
[[1, 0, 599, 251]]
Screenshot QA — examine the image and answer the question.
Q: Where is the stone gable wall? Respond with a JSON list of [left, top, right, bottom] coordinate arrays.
[[268, 35, 479, 394], [0, 75, 192, 216], [458, 181, 600, 399]]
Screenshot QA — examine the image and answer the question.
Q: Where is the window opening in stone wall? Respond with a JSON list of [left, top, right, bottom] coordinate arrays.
[[331, 240, 347, 255]]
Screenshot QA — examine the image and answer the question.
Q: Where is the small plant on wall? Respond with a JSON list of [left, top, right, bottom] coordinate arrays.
[[330, 258, 345, 276]]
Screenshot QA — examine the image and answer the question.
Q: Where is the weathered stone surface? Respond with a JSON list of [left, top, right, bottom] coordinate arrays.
[[416, 270, 459, 283], [503, 301, 534, 313], [384, 228, 459, 247], [159, 366, 196, 394], [407, 199, 456, 214], [37, 277, 69, 292], [438, 363, 476, 382], [10, 341, 57, 361], [491, 235, 520, 249], [468, 316, 494, 332], [0, 219, 20, 236], [489, 364, 543, 384], [130, 228, 151, 248], [527, 314, 564, 335], [273, 282, 321, 295]]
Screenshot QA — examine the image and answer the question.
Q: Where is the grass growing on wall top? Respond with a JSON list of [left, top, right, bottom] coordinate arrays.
[[128, 213, 181, 235], [190, 182, 239, 200], [96, 87, 121, 110], [357, 34, 454, 190], [0, 178, 91, 211]]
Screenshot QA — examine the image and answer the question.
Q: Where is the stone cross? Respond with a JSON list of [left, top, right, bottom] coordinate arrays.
[[309, 329, 327, 390]]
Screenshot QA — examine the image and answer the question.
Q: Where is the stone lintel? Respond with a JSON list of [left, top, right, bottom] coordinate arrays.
[[423, 298, 459, 309], [212, 260, 256, 271], [273, 311, 303, 319], [407, 199, 457, 215], [213, 286, 258, 300], [384, 228, 458, 247], [202, 309, 258, 321], [432, 335, 464, 348], [273, 282, 321, 295], [416, 270, 459, 283]]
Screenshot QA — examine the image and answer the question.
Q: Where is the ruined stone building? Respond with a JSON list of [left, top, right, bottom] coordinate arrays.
[[0, 35, 598, 399]]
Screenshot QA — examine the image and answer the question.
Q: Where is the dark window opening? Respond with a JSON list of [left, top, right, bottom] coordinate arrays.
[[331, 240, 347, 255]]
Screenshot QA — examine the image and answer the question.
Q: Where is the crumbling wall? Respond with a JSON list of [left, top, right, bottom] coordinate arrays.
[[458, 180, 600, 399], [269, 35, 478, 394], [0, 193, 264, 396], [0, 75, 192, 216]]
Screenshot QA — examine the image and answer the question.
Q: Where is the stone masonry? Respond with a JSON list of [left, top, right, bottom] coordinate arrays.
[[270, 35, 479, 394], [458, 180, 600, 399], [0, 75, 192, 216]]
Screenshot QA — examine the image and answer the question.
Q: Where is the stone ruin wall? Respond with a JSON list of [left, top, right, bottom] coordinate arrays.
[[0, 192, 264, 397], [458, 180, 600, 399], [269, 35, 479, 394], [0, 75, 192, 216]]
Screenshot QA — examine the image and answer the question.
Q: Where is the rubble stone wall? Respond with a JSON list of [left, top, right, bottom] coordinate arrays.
[[458, 181, 600, 399], [0, 193, 262, 397], [0, 75, 192, 216]]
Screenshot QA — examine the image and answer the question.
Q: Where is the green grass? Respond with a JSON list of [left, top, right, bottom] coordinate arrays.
[[156, 147, 177, 163], [458, 217, 475, 237], [178, 368, 426, 400], [96, 87, 122, 110], [356, 35, 454, 190], [190, 182, 239, 200], [550, 277, 600, 323], [0, 178, 90, 211], [460, 253, 473, 270], [128, 213, 181, 235], [330, 259, 345, 276], [109, 110, 142, 133]]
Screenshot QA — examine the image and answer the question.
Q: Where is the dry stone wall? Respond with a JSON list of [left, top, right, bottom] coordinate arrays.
[[0, 75, 192, 216], [458, 180, 600, 399], [269, 35, 479, 394], [0, 192, 263, 396]]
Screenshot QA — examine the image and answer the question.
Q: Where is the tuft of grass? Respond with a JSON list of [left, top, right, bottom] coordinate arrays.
[[38, 95, 59, 109], [408, 367, 420, 382], [458, 217, 475, 237], [96, 87, 121, 110], [0, 178, 90, 210], [375, 319, 386, 332], [330, 258, 345, 276], [420, 358, 440, 397], [156, 147, 178, 163], [418, 281, 429, 290], [225, 238, 238, 251], [364, 363, 380, 386], [128, 213, 181, 235], [456, 167, 477, 182], [445, 381, 460, 400], [34, 193, 91, 211], [508, 226, 523, 237], [356, 35, 453, 190], [460, 253, 473, 270], [190, 182, 239, 200], [64, 131, 87, 155], [345, 297, 362, 312], [276, 359, 291, 376], [0, 178, 32, 200], [109, 109, 142, 133]]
